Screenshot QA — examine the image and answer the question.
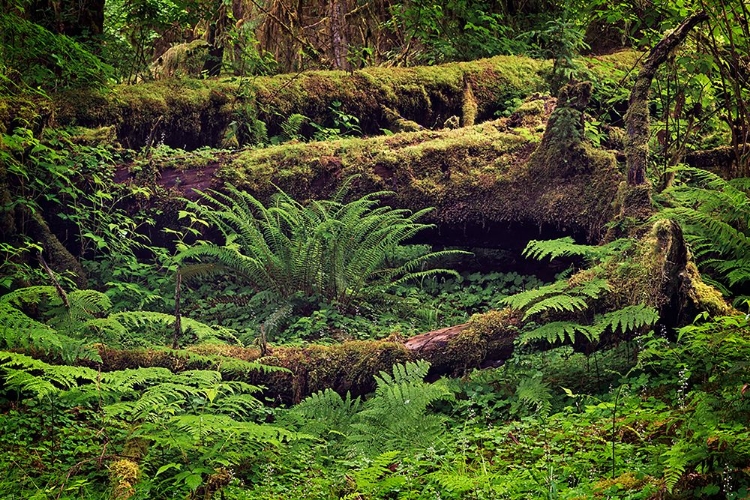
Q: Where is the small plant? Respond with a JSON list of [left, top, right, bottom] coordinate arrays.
[[310, 100, 362, 140]]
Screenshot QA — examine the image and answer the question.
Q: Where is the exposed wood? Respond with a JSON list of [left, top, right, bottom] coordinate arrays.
[[90, 309, 522, 403]]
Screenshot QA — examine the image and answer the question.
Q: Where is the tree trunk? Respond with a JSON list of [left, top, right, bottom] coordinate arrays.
[[624, 11, 708, 186]]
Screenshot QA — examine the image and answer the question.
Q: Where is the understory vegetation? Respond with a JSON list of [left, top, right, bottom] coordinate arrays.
[[3, 0, 750, 498]]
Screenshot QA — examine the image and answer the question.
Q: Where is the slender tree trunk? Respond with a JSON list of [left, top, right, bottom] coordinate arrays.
[[624, 11, 708, 186], [328, 0, 349, 70]]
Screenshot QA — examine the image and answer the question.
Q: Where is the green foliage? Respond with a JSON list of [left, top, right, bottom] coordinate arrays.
[[310, 101, 362, 141], [522, 236, 630, 264], [0, 285, 238, 354], [288, 360, 452, 457], [179, 183, 464, 316], [0, 13, 112, 90], [503, 237, 659, 347], [386, 0, 525, 64], [501, 278, 609, 321], [656, 167, 750, 303], [0, 286, 103, 362]]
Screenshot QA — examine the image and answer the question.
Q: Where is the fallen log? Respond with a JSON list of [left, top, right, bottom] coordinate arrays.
[[118, 87, 622, 241], [49, 51, 640, 150], [92, 309, 521, 404], [83, 216, 729, 404]]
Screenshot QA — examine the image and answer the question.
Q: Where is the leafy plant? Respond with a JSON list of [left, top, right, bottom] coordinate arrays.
[[178, 183, 464, 317], [501, 237, 658, 346], [0, 13, 112, 90], [287, 360, 451, 457], [656, 166, 750, 304]]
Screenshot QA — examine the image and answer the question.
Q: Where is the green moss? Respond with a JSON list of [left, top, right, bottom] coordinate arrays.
[[151, 40, 209, 79], [683, 262, 733, 316], [461, 81, 478, 127]]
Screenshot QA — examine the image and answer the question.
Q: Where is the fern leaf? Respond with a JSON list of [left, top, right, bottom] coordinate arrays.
[[522, 294, 589, 320], [517, 321, 594, 345], [594, 304, 659, 336]]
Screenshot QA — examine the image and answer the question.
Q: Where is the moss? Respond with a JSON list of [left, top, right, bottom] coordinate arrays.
[[592, 472, 658, 496], [65, 125, 118, 146], [605, 219, 731, 326], [151, 40, 210, 79], [50, 53, 631, 150], [257, 340, 411, 402], [158, 97, 619, 239], [425, 309, 521, 375], [461, 81, 478, 127], [109, 459, 140, 500], [682, 262, 733, 316]]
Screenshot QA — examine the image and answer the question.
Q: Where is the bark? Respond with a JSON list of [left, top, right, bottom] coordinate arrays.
[[624, 11, 708, 186]]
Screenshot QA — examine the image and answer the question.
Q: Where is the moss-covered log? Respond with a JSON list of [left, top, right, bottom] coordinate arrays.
[[77, 216, 728, 404], [90, 309, 521, 403], [48, 51, 640, 151], [119, 87, 623, 241]]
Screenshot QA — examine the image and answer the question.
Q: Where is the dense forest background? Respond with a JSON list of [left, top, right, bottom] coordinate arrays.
[[1, 0, 750, 498]]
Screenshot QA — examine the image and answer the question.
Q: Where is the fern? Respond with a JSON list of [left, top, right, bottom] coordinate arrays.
[[179, 184, 466, 311], [347, 360, 452, 456], [0, 352, 99, 398], [288, 387, 362, 440], [657, 166, 750, 303], [512, 372, 552, 417], [500, 278, 608, 321], [592, 304, 659, 336], [522, 293, 590, 319], [518, 305, 659, 346], [109, 311, 240, 345], [518, 320, 595, 345], [345, 450, 405, 498], [662, 440, 691, 493], [0, 287, 101, 361]]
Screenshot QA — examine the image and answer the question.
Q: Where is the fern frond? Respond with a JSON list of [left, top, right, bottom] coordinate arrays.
[[290, 388, 362, 439], [349, 361, 451, 456], [522, 294, 589, 320], [517, 321, 594, 345], [593, 304, 659, 336], [0, 352, 99, 398], [513, 373, 552, 417], [523, 236, 598, 261], [662, 441, 690, 493], [499, 281, 568, 311]]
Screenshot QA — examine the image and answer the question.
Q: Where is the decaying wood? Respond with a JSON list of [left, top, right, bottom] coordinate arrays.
[[90, 309, 521, 403], [117, 90, 622, 242], [49, 52, 639, 150]]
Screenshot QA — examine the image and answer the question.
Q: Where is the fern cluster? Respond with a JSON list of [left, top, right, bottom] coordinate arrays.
[[178, 183, 464, 311], [0, 285, 241, 360], [501, 238, 658, 346], [656, 166, 750, 304], [287, 360, 451, 457]]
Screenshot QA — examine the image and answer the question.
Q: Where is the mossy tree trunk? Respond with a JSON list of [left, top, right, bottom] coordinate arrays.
[[624, 11, 707, 187]]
